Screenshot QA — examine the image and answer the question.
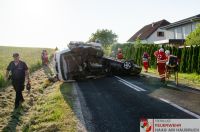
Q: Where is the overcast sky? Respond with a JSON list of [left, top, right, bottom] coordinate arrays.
[[0, 0, 200, 48]]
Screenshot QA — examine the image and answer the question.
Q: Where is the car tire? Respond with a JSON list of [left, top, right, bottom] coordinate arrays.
[[123, 61, 132, 70]]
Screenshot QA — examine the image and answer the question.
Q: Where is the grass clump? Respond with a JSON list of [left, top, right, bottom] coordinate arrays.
[[22, 83, 77, 132]]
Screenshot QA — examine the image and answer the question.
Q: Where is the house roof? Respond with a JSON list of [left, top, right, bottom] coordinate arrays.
[[161, 14, 200, 29], [127, 19, 170, 42]]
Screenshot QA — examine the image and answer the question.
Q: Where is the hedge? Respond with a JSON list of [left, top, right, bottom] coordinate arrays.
[[111, 44, 200, 74]]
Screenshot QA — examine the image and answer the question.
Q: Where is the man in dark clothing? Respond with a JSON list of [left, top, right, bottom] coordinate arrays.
[[5, 53, 30, 109]]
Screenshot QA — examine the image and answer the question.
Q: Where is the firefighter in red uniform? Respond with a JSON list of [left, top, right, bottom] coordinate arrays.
[[154, 48, 167, 82], [117, 48, 123, 60], [142, 52, 150, 72]]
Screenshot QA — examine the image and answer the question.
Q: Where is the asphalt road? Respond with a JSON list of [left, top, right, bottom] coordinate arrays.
[[76, 75, 200, 132]]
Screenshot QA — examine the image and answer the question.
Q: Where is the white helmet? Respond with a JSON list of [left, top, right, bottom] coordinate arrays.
[[118, 48, 122, 51], [159, 48, 164, 52], [165, 50, 170, 55]]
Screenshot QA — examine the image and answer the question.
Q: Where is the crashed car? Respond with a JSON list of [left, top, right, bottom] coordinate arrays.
[[54, 41, 141, 81]]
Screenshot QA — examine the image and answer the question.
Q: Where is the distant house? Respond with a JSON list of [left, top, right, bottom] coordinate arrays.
[[154, 14, 200, 45], [127, 19, 170, 44]]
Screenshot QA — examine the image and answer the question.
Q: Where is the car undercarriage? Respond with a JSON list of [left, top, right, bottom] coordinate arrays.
[[55, 42, 142, 80]]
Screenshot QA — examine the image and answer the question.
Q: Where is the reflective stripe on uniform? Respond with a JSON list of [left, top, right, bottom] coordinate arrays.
[[160, 74, 165, 78], [143, 61, 148, 62], [157, 60, 166, 63]]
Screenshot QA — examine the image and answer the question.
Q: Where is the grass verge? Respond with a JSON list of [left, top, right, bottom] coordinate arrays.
[[22, 82, 77, 132], [146, 68, 200, 89]]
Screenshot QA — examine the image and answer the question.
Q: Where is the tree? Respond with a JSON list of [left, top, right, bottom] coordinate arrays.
[[187, 46, 193, 73], [89, 29, 118, 48], [134, 37, 142, 48], [197, 46, 200, 74], [185, 24, 200, 45], [180, 47, 188, 73]]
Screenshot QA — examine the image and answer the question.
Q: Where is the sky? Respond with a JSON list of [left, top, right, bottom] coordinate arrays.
[[0, 0, 200, 48]]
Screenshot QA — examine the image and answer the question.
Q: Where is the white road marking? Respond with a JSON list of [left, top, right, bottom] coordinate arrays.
[[115, 76, 146, 92], [118, 79, 143, 91], [159, 98, 200, 119], [118, 80, 140, 91]]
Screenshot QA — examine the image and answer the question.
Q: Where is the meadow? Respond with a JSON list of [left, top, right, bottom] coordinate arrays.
[[0, 46, 54, 88]]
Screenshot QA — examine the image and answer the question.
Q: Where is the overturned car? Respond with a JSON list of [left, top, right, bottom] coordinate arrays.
[[54, 41, 141, 81]]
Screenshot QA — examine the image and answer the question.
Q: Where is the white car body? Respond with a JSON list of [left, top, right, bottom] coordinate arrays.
[[54, 42, 102, 81], [54, 48, 70, 81]]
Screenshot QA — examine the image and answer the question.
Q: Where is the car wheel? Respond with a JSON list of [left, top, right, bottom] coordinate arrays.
[[123, 61, 132, 70]]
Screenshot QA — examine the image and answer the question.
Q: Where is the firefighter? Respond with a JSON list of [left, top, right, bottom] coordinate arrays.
[[142, 52, 150, 72], [5, 53, 30, 109], [41, 50, 53, 78], [117, 48, 123, 60], [165, 50, 178, 79], [41, 50, 49, 66], [154, 48, 167, 82], [165, 50, 170, 59]]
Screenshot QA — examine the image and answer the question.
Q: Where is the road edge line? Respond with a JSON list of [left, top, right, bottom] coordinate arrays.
[[159, 98, 200, 119]]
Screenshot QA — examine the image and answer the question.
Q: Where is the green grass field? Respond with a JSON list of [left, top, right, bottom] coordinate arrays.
[[0, 46, 54, 88]]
